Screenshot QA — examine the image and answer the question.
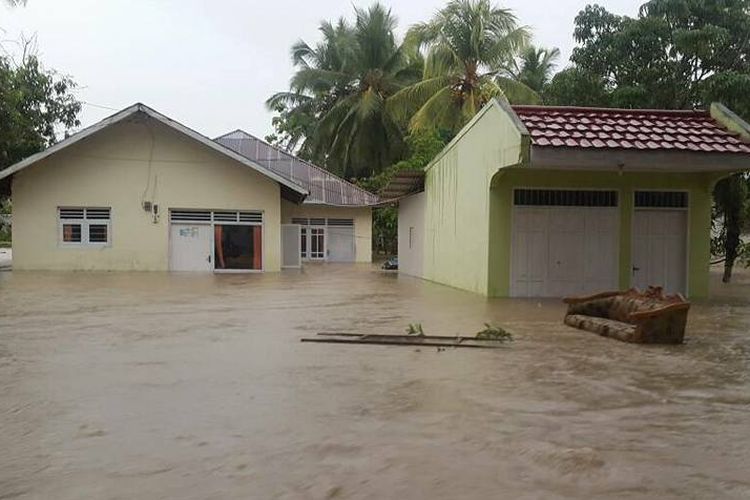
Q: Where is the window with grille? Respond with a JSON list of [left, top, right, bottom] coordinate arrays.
[[513, 189, 618, 207], [169, 210, 263, 224], [634, 191, 688, 208], [58, 207, 111, 246]]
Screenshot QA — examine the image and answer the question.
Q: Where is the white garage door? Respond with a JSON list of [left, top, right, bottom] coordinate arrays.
[[511, 190, 619, 298], [632, 191, 688, 295]]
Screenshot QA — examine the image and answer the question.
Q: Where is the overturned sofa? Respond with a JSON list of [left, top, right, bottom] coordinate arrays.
[[563, 287, 690, 344]]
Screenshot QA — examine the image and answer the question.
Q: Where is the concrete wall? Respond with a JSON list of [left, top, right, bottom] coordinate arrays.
[[421, 101, 525, 294], [12, 118, 283, 271], [397, 192, 424, 277], [280, 200, 372, 262], [488, 169, 725, 298]]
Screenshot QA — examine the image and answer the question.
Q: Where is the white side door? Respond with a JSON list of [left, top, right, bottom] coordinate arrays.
[[632, 210, 687, 294], [281, 224, 301, 268], [169, 224, 213, 271]]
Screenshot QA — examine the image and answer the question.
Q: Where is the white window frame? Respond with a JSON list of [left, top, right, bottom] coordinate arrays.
[[58, 207, 111, 247]]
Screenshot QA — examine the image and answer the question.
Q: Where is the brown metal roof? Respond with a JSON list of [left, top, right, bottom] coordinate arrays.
[[215, 130, 379, 206], [380, 170, 425, 200]]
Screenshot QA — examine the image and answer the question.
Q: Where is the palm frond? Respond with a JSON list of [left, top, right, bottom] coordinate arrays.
[[494, 76, 541, 104]]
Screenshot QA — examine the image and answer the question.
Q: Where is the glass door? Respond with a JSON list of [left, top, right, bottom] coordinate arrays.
[[214, 224, 263, 271], [308, 227, 325, 260]]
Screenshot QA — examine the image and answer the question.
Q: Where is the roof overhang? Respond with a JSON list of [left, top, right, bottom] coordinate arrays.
[[0, 103, 309, 203], [529, 146, 750, 173], [380, 170, 425, 202]]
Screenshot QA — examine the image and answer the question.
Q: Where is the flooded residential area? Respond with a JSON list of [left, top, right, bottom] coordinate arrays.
[[1, 265, 749, 499]]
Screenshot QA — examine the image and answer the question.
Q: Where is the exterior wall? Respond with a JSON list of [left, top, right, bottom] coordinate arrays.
[[12, 119, 283, 271], [397, 192, 425, 277], [280, 200, 372, 262], [422, 103, 525, 294], [488, 168, 725, 298]]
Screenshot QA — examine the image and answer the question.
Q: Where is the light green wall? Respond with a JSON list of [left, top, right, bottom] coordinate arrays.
[[488, 169, 727, 298], [422, 102, 525, 294]]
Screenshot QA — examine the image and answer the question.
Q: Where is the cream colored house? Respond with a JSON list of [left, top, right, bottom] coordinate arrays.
[[0, 104, 376, 272]]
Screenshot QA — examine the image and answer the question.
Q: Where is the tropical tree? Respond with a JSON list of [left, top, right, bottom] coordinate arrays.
[[0, 51, 81, 172], [389, 0, 537, 134], [267, 4, 421, 178], [506, 45, 560, 93]]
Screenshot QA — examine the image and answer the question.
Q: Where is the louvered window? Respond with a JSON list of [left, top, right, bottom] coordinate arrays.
[[634, 191, 688, 208], [327, 218, 354, 227], [514, 189, 618, 207], [169, 210, 263, 225], [58, 207, 111, 246]]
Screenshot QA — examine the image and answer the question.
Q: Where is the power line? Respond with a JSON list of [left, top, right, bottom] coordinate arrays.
[[80, 101, 119, 111]]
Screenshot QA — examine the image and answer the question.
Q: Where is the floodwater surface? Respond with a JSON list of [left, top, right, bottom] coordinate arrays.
[[1, 265, 749, 499]]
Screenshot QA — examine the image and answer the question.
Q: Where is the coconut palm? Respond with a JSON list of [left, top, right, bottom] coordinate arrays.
[[389, 0, 538, 133], [267, 4, 421, 178], [506, 45, 560, 93]]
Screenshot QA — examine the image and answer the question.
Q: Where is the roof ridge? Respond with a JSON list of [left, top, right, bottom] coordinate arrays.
[[217, 129, 377, 199], [511, 105, 709, 116]]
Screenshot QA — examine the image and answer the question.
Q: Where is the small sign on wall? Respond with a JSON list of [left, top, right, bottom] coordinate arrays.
[[179, 227, 199, 238]]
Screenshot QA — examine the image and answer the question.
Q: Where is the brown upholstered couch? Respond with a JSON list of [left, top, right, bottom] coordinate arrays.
[[563, 286, 690, 344]]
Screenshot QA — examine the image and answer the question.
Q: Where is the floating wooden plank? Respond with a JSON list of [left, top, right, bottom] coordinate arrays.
[[301, 332, 510, 349]]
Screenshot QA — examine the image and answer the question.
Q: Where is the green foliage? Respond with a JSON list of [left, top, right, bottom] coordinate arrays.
[[506, 45, 560, 94], [390, 0, 538, 134], [266, 4, 421, 178], [543, 67, 611, 106], [475, 323, 513, 341], [712, 174, 750, 279], [406, 323, 425, 336], [358, 129, 447, 255], [0, 52, 81, 172]]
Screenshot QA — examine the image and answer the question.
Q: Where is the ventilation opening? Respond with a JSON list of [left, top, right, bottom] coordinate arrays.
[[514, 189, 618, 207], [170, 210, 263, 224], [634, 191, 688, 208]]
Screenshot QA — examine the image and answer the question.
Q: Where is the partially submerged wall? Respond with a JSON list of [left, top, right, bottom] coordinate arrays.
[[12, 119, 283, 271], [397, 192, 425, 277], [421, 101, 526, 294]]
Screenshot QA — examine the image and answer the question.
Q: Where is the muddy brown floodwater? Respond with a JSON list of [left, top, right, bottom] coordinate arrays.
[[1, 264, 749, 499]]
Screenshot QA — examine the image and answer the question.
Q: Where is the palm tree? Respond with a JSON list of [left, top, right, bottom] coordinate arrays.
[[267, 4, 421, 178], [506, 45, 560, 93], [389, 0, 538, 133]]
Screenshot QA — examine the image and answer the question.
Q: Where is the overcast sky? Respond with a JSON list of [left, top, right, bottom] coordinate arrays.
[[1, 0, 640, 139]]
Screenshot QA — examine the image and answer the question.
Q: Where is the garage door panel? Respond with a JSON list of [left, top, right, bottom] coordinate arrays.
[[511, 196, 618, 298]]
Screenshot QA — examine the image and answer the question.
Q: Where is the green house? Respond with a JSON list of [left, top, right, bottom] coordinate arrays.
[[387, 100, 750, 298]]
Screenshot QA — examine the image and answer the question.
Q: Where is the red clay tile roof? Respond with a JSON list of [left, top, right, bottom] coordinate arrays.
[[511, 106, 750, 154]]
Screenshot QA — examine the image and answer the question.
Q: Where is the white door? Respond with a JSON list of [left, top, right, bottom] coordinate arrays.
[[511, 207, 618, 297], [281, 224, 301, 268], [169, 224, 213, 271], [632, 210, 687, 294], [327, 226, 355, 262]]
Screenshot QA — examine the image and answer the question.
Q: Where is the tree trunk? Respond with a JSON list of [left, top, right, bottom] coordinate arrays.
[[723, 214, 740, 283]]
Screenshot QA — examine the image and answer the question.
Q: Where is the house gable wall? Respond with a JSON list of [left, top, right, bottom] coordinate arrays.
[[12, 118, 282, 271], [421, 102, 525, 294]]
